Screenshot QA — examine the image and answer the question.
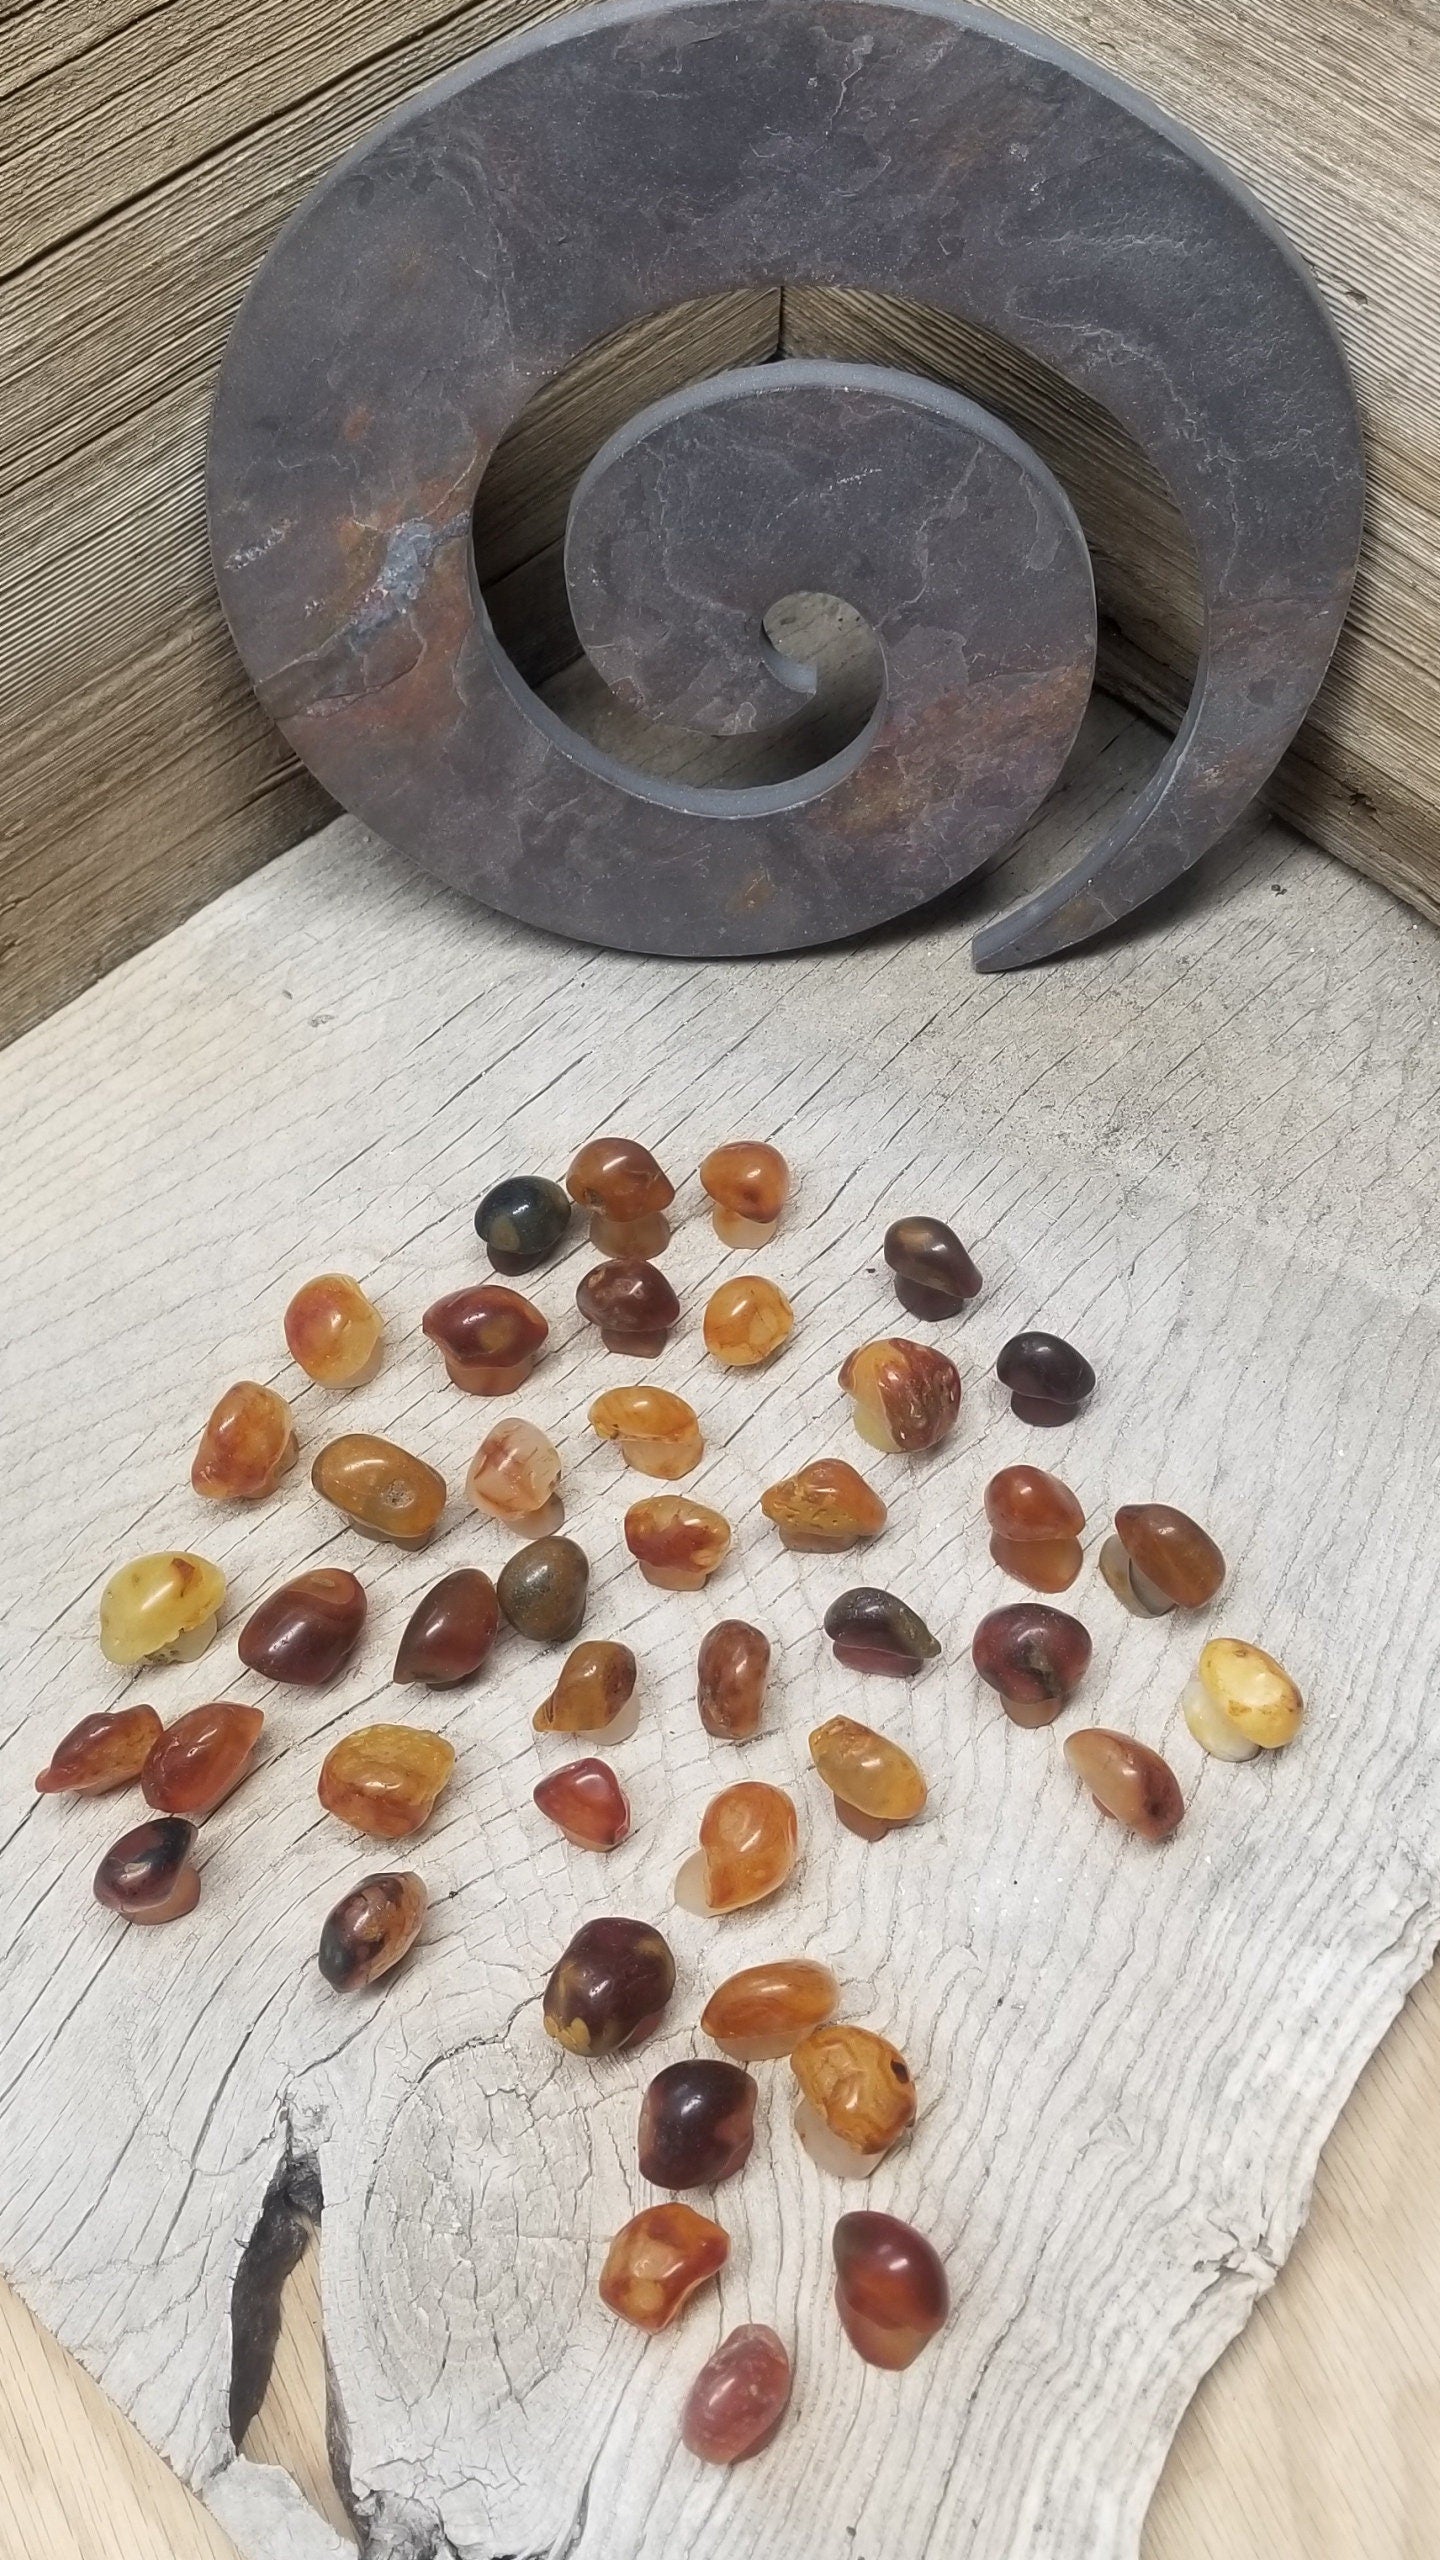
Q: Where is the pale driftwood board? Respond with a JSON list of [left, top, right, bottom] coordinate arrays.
[[3, 708, 1440, 2560]]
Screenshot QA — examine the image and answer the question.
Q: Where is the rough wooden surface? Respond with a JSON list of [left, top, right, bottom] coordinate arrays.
[[3, 696, 1440, 2559], [4, 0, 1440, 1040]]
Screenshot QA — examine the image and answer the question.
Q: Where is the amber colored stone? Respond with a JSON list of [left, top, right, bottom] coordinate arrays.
[[996, 1331, 1095, 1425], [191, 1381, 296, 1501], [422, 1284, 548, 1394], [1064, 1728, 1186, 1839], [882, 1217, 982, 1320], [497, 1536, 589, 1641], [791, 2024, 916, 2172], [984, 1464, 1085, 1592], [566, 1137, 675, 1256], [697, 1621, 771, 1740], [533, 1757, 631, 1850], [393, 1570, 499, 1686], [474, 1174, 572, 1274], [311, 1435, 446, 1547], [599, 2203, 728, 2331], [141, 1702, 264, 1819], [1182, 1637, 1304, 1759], [675, 1782, 799, 1915], [638, 2059, 757, 2187], [284, 1274, 383, 1387], [237, 1569, 366, 1685], [681, 2324, 792, 2464], [465, 1417, 563, 1535], [1103, 1504, 1226, 1615], [533, 1641, 638, 1736], [701, 1958, 839, 2060], [542, 1915, 676, 2055], [99, 1552, 227, 1668], [318, 1872, 428, 1991], [626, 1496, 731, 1591], [576, 1258, 679, 1356], [318, 1724, 455, 1838], [36, 1704, 163, 1796], [94, 1815, 200, 1925], [838, 1337, 961, 1454], [589, 1386, 703, 1478], [699, 1141, 791, 1247], [760, 1457, 886, 1554], [822, 1587, 939, 1678], [971, 1602, 1092, 1727], [703, 1274, 794, 1367], [832, 2212, 949, 2369], [809, 1715, 927, 1840]]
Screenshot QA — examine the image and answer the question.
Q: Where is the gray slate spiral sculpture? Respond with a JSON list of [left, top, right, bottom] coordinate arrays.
[[208, 0, 1364, 969]]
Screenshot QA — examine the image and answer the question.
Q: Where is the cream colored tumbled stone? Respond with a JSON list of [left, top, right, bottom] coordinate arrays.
[[1183, 1637, 1303, 1757]]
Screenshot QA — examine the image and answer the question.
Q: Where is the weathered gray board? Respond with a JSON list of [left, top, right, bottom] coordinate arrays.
[[2, 706, 1439, 2559]]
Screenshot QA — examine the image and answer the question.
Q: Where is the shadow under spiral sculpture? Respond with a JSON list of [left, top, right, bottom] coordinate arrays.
[[208, 0, 1364, 969]]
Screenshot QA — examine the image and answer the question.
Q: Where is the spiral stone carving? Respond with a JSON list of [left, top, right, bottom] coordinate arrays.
[[208, 0, 1364, 968]]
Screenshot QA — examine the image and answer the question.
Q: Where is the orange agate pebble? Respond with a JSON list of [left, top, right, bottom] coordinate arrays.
[[696, 1621, 771, 1740], [422, 1285, 547, 1394], [675, 1782, 798, 1914], [838, 1338, 961, 1454], [318, 1724, 456, 1838], [701, 1958, 839, 2060], [576, 1258, 679, 1356], [589, 1386, 702, 1478], [703, 1274, 794, 1367], [533, 1641, 639, 1738], [984, 1463, 1085, 1592], [465, 1417, 562, 1535], [311, 1435, 446, 1547], [681, 2324, 792, 2465], [599, 2203, 728, 2331], [318, 1872, 428, 1991], [191, 1382, 296, 1501], [141, 1702, 265, 1819], [832, 2212, 949, 2368], [625, 1495, 731, 1590], [791, 2023, 916, 2176], [94, 1816, 200, 1925], [284, 1273, 383, 1386], [699, 1142, 791, 1247], [36, 1705, 163, 1796], [1064, 1728, 1186, 1839], [760, 1457, 885, 1552], [533, 1757, 631, 1851], [566, 1137, 675, 1257], [1100, 1504, 1226, 1616], [808, 1714, 927, 1840]]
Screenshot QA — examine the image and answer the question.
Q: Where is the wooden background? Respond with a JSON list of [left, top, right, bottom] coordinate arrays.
[[3, 0, 1440, 1046]]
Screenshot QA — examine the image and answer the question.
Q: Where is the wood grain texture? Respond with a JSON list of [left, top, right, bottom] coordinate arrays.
[[10, 1935, 1440, 2558], [4, 0, 1440, 1041], [3, 698, 1440, 2559]]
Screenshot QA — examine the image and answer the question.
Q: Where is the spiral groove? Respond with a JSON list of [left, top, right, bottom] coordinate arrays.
[[209, 0, 1363, 967]]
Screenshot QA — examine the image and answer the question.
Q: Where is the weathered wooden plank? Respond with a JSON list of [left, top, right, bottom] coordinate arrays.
[[2, 700, 1440, 2560]]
